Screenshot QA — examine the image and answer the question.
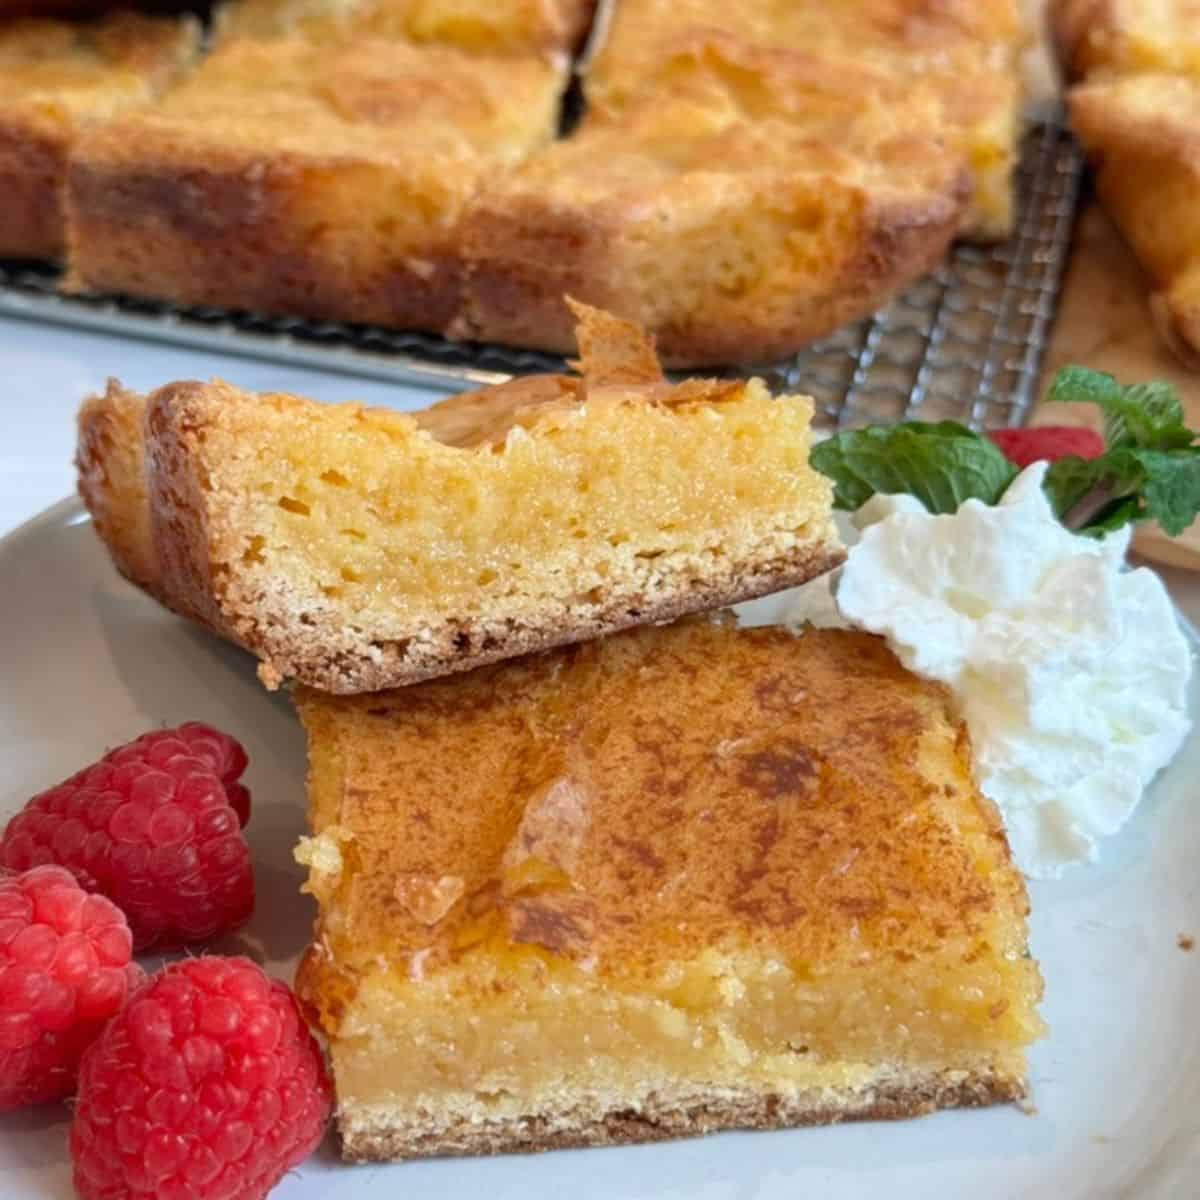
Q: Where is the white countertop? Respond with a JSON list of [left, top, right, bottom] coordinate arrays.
[[0, 315, 445, 538]]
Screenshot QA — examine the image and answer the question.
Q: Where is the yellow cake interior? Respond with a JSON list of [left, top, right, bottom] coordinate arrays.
[[77, 303, 843, 692], [295, 622, 1045, 1158], [172, 370, 833, 626]]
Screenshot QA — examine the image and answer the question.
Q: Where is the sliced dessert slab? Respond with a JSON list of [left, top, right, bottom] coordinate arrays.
[[1055, 0, 1200, 364], [294, 619, 1045, 1161], [1054, 0, 1200, 80], [452, 47, 969, 364], [64, 31, 565, 327], [77, 303, 843, 692], [1067, 73, 1200, 365], [0, 10, 198, 258], [583, 0, 1025, 241]]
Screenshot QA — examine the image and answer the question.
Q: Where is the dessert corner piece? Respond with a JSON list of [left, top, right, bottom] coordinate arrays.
[[0, 9, 199, 259], [76, 301, 844, 693], [1054, 0, 1200, 363], [63, 30, 565, 329], [580, 0, 1024, 245], [293, 620, 1045, 1162], [452, 21, 976, 365]]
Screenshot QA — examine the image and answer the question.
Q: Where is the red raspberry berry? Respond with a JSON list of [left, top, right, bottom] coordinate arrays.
[[0, 865, 142, 1111], [71, 957, 332, 1200], [988, 424, 1105, 469], [111, 724, 251, 828], [0, 724, 254, 951]]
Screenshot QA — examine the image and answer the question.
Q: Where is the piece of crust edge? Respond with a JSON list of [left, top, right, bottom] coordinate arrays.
[[339, 1069, 1025, 1162]]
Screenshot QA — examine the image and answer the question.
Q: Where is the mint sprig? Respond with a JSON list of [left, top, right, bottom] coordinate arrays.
[[811, 367, 1200, 538], [1044, 368, 1200, 536], [1046, 368, 1194, 452], [810, 422, 1017, 513]]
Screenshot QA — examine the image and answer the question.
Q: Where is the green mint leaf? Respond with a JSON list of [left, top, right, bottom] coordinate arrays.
[[1042, 454, 1106, 522], [1077, 496, 1143, 538], [1046, 446, 1200, 537], [810, 422, 1017, 514], [1121, 383, 1193, 449], [1046, 365, 1127, 412], [1126, 448, 1200, 537], [1046, 366, 1193, 450]]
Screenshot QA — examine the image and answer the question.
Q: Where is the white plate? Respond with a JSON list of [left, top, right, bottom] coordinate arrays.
[[3, 501, 1200, 1200]]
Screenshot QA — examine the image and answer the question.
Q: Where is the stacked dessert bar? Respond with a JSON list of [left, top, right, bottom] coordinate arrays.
[[77, 301, 1045, 1161]]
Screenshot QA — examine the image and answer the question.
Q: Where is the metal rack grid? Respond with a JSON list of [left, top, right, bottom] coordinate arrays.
[[0, 116, 1083, 429]]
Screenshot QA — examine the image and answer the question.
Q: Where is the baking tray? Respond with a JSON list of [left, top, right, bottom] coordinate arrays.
[[0, 115, 1082, 430]]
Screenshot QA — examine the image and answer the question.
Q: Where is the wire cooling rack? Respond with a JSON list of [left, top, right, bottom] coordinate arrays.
[[0, 115, 1082, 429]]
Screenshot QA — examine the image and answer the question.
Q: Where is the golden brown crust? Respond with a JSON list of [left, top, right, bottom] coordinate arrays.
[[64, 35, 563, 320], [449, 21, 975, 363], [0, 115, 64, 259], [0, 11, 199, 258], [582, 1, 1024, 244], [1055, 0, 1200, 363], [143, 383, 239, 637], [1066, 73, 1200, 364], [455, 193, 967, 367], [75, 379, 156, 589], [339, 1069, 1026, 1161], [262, 544, 845, 692], [214, 0, 596, 58], [1051, 0, 1200, 80], [564, 296, 665, 387], [295, 624, 1030, 993], [452, 109, 969, 366]]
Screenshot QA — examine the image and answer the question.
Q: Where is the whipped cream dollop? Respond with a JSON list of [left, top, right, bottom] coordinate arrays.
[[788, 464, 1193, 879]]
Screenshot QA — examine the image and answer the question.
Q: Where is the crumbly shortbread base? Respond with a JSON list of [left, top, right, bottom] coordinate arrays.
[[234, 534, 845, 693], [338, 1066, 1025, 1162]]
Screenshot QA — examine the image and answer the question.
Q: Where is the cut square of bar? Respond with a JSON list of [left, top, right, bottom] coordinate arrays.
[[0, 10, 198, 258], [452, 49, 971, 364], [294, 619, 1045, 1161], [77, 303, 843, 692], [583, 0, 1025, 240], [64, 29, 566, 327], [1055, 0, 1200, 364]]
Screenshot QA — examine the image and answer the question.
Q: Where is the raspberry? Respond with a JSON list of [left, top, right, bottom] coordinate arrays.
[[0, 866, 142, 1111], [0, 724, 254, 951], [71, 957, 332, 1200], [115, 724, 251, 828], [988, 424, 1105, 469]]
